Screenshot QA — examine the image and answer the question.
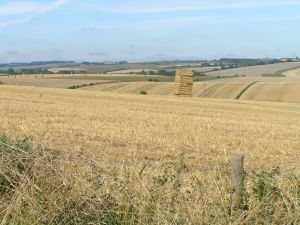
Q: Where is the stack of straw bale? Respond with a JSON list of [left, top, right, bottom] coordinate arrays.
[[174, 70, 194, 96]]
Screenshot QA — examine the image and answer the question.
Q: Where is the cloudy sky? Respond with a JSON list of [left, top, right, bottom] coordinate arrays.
[[0, 0, 300, 62]]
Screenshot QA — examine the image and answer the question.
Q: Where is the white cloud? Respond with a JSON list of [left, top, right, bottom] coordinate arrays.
[[0, 0, 68, 27]]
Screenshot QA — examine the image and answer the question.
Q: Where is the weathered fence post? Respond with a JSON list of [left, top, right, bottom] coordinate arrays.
[[231, 153, 246, 213]]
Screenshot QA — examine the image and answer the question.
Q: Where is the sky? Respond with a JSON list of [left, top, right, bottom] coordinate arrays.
[[0, 0, 300, 63]]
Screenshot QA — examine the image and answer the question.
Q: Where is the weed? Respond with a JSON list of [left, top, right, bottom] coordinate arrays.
[[140, 90, 148, 95]]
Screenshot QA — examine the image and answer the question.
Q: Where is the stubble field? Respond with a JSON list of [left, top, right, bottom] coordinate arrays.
[[1, 85, 299, 173], [1, 77, 300, 224], [283, 67, 300, 77], [82, 77, 300, 103]]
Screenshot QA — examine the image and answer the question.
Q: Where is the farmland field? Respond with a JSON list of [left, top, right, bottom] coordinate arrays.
[[1, 0, 300, 223], [54, 74, 176, 82], [240, 82, 300, 103], [82, 81, 250, 99], [82, 77, 300, 103], [1, 84, 300, 224], [283, 67, 300, 77], [0, 77, 108, 88], [2, 75, 300, 103], [205, 62, 300, 77], [1, 85, 299, 172]]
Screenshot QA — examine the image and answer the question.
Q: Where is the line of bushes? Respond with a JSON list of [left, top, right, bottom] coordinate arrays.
[[68, 83, 97, 89]]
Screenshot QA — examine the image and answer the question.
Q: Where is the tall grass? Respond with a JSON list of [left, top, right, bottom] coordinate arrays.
[[0, 135, 299, 224]]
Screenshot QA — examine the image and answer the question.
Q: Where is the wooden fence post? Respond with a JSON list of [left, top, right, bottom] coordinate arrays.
[[231, 153, 246, 213]]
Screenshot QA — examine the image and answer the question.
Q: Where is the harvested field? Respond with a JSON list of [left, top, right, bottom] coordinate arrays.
[[1, 85, 299, 224], [0, 77, 108, 88], [1, 85, 299, 172], [205, 62, 300, 77], [54, 74, 176, 82], [241, 82, 300, 103], [0, 74, 100, 79], [82, 81, 249, 99], [283, 67, 300, 77], [108, 69, 158, 74], [2, 75, 300, 103], [82, 79, 300, 103]]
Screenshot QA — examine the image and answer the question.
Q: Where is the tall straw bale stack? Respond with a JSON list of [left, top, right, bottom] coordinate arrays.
[[174, 70, 194, 96]]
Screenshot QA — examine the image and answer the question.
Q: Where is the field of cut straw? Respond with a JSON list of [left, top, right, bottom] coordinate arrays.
[[82, 78, 300, 103], [82, 81, 250, 99], [283, 67, 300, 77], [0, 85, 299, 224], [240, 82, 300, 103], [0, 76, 109, 89]]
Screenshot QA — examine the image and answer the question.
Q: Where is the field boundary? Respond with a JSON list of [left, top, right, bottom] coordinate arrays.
[[235, 82, 258, 100], [68, 81, 120, 89]]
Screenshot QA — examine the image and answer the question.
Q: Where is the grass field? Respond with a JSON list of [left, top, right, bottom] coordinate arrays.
[[0, 85, 299, 224]]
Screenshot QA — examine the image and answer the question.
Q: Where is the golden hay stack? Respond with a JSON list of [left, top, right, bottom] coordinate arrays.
[[174, 70, 194, 96]]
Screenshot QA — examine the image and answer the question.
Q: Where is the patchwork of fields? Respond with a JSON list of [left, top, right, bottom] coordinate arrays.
[[205, 62, 300, 77]]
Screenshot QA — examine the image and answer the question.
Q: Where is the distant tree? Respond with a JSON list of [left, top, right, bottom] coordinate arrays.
[[201, 63, 210, 67], [8, 68, 15, 75], [157, 70, 175, 76], [136, 70, 147, 75]]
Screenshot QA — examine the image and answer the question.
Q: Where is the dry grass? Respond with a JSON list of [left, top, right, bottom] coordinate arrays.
[[0, 85, 300, 224], [1, 136, 298, 225]]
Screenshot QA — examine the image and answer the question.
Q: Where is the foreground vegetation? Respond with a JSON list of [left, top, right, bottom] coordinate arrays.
[[1, 135, 299, 224]]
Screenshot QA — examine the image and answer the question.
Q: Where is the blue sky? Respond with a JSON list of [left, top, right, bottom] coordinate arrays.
[[0, 0, 300, 62]]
